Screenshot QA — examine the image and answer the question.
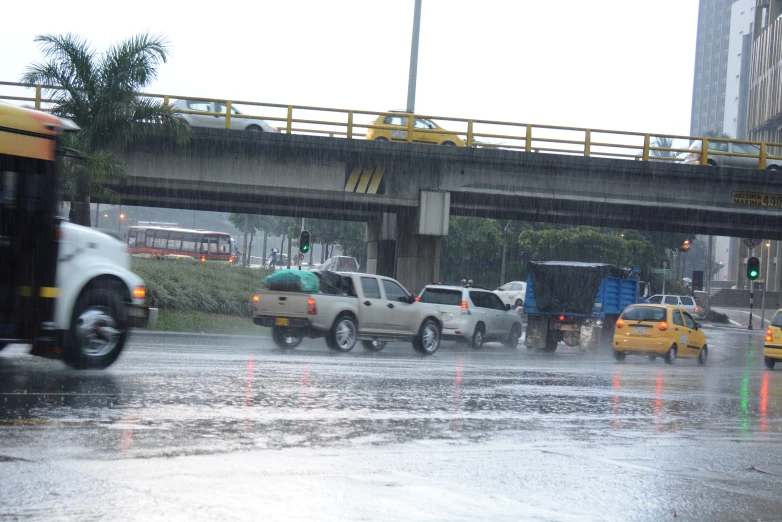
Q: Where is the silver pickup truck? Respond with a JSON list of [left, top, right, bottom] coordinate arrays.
[[252, 272, 443, 354]]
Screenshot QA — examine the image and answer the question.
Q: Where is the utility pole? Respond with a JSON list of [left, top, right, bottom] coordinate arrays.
[[662, 262, 667, 294], [242, 214, 249, 267], [762, 241, 771, 329], [406, 0, 422, 113]]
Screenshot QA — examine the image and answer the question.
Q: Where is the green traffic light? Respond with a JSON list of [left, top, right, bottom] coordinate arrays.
[[750, 270, 758, 278], [302, 245, 309, 252]]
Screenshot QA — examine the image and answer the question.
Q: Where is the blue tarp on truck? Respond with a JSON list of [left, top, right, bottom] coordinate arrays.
[[524, 262, 640, 317]]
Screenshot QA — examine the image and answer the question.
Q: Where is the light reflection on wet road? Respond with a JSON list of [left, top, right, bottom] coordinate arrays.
[[1, 326, 781, 521]]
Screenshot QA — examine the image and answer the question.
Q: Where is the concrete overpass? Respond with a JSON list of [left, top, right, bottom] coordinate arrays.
[[109, 128, 782, 291]]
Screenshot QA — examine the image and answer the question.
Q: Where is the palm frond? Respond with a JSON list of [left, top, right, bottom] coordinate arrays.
[[100, 32, 170, 95]]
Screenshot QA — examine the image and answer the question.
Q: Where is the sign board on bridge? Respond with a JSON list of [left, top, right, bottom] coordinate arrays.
[[733, 191, 782, 209], [651, 268, 676, 274], [743, 238, 762, 250]]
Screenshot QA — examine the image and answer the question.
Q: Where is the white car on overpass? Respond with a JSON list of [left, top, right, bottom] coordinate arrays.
[[171, 99, 278, 132]]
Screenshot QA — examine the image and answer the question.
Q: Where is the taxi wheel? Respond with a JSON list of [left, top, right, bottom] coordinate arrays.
[[664, 345, 677, 365], [442, 141, 456, 146], [375, 137, 389, 141], [697, 345, 708, 365], [765, 356, 776, 370], [613, 350, 626, 362]]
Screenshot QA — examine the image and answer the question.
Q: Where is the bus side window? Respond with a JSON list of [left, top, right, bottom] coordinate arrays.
[[146, 230, 155, 248], [182, 233, 198, 252], [128, 230, 136, 247]]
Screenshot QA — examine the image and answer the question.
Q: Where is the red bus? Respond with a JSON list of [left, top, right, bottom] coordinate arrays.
[[127, 225, 237, 262]]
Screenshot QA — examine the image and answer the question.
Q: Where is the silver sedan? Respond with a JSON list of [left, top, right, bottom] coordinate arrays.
[[171, 99, 278, 132]]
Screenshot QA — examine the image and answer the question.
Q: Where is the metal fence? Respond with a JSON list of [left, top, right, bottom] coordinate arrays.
[[3, 80, 782, 168]]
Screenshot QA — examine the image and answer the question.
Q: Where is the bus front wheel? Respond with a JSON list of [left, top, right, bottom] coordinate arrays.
[[65, 287, 128, 370]]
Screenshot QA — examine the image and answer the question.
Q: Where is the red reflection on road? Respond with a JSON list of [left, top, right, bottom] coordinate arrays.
[[245, 358, 255, 407], [610, 371, 621, 430], [760, 371, 769, 434], [653, 372, 664, 433], [452, 357, 464, 432]]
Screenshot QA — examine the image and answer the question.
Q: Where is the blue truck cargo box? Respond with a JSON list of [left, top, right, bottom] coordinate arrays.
[[524, 262, 639, 317]]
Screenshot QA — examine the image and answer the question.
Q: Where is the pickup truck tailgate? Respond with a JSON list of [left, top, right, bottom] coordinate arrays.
[[254, 292, 310, 319]]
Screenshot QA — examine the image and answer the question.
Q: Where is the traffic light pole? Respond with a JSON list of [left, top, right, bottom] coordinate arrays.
[[749, 291, 754, 330]]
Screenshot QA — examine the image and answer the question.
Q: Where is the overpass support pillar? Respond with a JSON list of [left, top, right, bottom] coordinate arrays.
[[366, 213, 396, 277], [395, 191, 450, 294]]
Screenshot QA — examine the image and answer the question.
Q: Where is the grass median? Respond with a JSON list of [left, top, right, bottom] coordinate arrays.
[[132, 258, 271, 335]]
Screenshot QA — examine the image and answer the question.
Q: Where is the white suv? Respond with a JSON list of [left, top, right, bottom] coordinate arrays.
[[648, 294, 705, 319], [417, 284, 523, 349]]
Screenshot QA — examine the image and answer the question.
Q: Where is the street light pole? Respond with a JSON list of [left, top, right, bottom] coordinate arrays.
[[406, 0, 422, 113]]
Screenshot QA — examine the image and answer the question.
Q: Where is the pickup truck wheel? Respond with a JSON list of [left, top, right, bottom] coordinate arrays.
[[272, 327, 302, 349], [330, 315, 357, 352], [504, 324, 521, 348], [362, 340, 387, 352], [413, 319, 441, 355], [64, 287, 128, 370]]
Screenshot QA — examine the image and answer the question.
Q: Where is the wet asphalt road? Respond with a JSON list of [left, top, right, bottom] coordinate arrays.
[[1, 326, 782, 521]]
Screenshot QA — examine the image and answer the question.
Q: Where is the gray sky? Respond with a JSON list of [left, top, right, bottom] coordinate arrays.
[[1, 0, 698, 136]]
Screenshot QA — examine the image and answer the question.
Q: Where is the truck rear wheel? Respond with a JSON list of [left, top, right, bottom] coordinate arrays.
[[542, 334, 558, 353], [272, 327, 303, 349], [64, 287, 128, 370], [329, 314, 357, 352]]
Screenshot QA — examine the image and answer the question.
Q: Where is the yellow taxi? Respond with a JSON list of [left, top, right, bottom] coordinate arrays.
[[763, 309, 782, 369], [612, 304, 707, 365], [366, 112, 465, 146]]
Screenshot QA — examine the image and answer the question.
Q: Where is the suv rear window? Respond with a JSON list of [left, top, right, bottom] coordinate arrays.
[[622, 306, 666, 322], [419, 288, 462, 306]]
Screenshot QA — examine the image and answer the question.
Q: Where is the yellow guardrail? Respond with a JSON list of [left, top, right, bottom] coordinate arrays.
[[3, 81, 782, 169]]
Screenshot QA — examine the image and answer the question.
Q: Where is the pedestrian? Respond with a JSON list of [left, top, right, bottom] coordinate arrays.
[[269, 248, 277, 270]]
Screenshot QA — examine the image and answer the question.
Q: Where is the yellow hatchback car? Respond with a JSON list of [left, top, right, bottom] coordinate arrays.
[[612, 304, 707, 365], [366, 113, 465, 146], [763, 309, 782, 369]]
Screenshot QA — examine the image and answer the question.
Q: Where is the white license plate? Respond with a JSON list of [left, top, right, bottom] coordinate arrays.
[[633, 327, 649, 334]]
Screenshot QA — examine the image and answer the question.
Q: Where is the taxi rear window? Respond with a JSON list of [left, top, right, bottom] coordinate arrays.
[[772, 312, 782, 328], [622, 306, 666, 322]]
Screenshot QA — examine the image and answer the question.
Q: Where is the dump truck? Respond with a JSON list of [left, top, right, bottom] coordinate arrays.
[[523, 262, 649, 352]]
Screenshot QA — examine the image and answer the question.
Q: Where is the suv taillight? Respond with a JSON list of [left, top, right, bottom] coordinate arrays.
[[461, 300, 469, 315], [307, 297, 317, 315]]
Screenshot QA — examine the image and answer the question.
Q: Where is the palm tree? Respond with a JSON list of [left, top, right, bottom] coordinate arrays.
[[22, 33, 189, 226], [651, 136, 676, 158]]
